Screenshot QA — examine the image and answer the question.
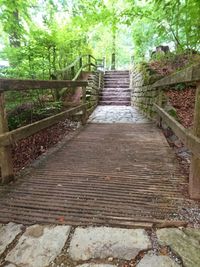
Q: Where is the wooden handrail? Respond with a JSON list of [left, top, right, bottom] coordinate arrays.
[[154, 103, 200, 158], [72, 63, 96, 81], [149, 66, 200, 199], [132, 63, 200, 199], [0, 79, 88, 92], [56, 55, 89, 74], [54, 54, 104, 81], [0, 76, 88, 183], [135, 63, 200, 90], [152, 63, 200, 88], [0, 58, 103, 184], [0, 104, 86, 147]]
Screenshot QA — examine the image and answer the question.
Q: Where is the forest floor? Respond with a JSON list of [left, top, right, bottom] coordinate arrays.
[[11, 119, 80, 174], [164, 88, 195, 177], [148, 54, 198, 130]]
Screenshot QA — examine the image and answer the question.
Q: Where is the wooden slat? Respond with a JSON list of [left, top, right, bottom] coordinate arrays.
[[0, 79, 88, 92], [154, 103, 200, 157], [0, 104, 86, 146]]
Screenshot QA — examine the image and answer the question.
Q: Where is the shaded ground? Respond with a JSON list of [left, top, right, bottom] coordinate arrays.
[[0, 121, 199, 226], [11, 119, 79, 173]]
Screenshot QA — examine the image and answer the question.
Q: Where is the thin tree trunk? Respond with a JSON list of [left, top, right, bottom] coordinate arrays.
[[9, 10, 21, 47]]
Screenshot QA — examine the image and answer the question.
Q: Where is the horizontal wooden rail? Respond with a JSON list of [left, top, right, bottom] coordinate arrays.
[[132, 63, 200, 199], [56, 55, 91, 73], [135, 64, 200, 91], [72, 63, 97, 81], [0, 66, 103, 184], [0, 104, 86, 147], [56, 54, 97, 75], [152, 63, 200, 88], [0, 79, 88, 92], [154, 103, 200, 158], [54, 54, 104, 81], [89, 55, 96, 61]]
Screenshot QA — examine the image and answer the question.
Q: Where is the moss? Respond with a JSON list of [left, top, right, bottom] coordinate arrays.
[[135, 62, 163, 85], [165, 105, 179, 121], [168, 108, 178, 119]]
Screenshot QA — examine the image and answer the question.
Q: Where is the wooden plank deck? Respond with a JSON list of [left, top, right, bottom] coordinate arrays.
[[0, 123, 191, 226]]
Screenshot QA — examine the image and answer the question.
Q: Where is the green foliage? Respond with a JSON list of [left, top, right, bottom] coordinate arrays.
[[174, 83, 187, 91], [7, 99, 62, 130], [0, 0, 200, 71], [0, 0, 200, 130], [123, 0, 200, 61], [167, 106, 179, 121]]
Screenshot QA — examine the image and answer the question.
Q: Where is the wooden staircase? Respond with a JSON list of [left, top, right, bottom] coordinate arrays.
[[99, 70, 131, 106]]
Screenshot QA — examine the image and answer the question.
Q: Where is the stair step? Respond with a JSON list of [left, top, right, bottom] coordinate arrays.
[[104, 76, 130, 82], [100, 96, 131, 101], [105, 71, 129, 74], [104, 80, 129, 85], [102, 88, 130, 92], [99, 92, 130, 96], [104, 81, 130, 83], [104, 75, 129, 79], [99, 100, 131, 106], [101, 70, 131, 106], [104, 85, 129, 88], [104, 73, 129, 76]]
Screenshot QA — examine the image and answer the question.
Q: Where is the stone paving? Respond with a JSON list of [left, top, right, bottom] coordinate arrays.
[[1, 223, 200, 267], [88, 106, 149, 123], [69, 227, 151, 261]]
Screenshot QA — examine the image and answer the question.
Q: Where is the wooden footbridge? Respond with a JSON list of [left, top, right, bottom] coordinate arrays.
[[0, 56, 200, 226]]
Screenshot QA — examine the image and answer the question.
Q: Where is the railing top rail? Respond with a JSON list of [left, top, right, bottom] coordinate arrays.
[[148, 63, 200, 89], [0, 78, 88, 92], [154, 103, 200, 158], [56, 54, 96, 74], [89, 55, 96, 61]]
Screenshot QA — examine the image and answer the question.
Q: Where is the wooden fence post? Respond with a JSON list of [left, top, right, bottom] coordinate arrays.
[[81, 86, 87, 125], [156, 89, 163, 126], [111, 53, 116, 70], [0, 93, 14, 184], [71, 66, 75, 79], [189, 82, 200, 199]]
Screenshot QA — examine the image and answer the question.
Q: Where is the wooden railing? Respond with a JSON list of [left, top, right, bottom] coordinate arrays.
[[136, 64, 200, 199], [54, 54, 104, 81], [0, 78, 88, 184]]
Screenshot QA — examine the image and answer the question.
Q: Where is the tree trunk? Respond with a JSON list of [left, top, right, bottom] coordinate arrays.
[[9, 10, 21, 47]]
